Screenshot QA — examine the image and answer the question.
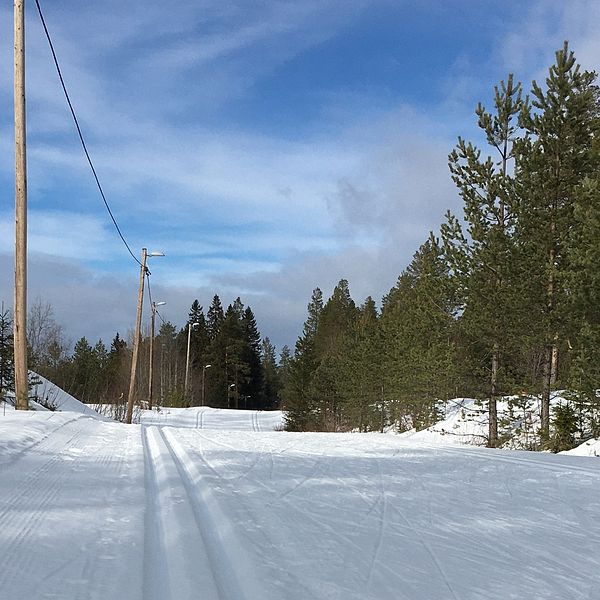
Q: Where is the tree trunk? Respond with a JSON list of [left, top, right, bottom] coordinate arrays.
[[550, 341, 559, 387], [488, 342, 499, 448], [540, 344, 552, 440]]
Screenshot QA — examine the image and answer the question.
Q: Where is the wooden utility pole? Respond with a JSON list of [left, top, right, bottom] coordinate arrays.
[[126, 248, 147, 424], [148, 302, 156, 410], [148, 300, 165, 410], [184, 322, 196, 407], [14, 0, 28, 411]]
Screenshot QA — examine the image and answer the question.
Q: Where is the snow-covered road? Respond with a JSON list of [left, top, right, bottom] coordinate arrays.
[[1, 407, 599, 600]]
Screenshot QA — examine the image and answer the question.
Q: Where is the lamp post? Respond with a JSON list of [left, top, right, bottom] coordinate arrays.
[[148, 300, 166, 411], [184, 321, 199, 407], [126, 248, 164, 424], [201, 363, 211, 407], [228, 383, 235, 409]]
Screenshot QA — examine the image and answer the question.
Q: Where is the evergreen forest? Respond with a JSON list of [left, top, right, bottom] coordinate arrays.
[[281, 43, 600, 450]]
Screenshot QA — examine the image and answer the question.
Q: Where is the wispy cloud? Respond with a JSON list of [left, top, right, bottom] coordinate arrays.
[[1, 0, 599, 350]]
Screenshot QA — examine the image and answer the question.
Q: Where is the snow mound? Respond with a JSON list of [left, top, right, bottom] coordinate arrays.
[[400, 395, 550, 449], [562, 438, 600, 457], [399, 398, 489, 446]]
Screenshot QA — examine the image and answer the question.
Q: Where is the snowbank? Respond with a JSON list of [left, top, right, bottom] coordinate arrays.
[[562, 438, 600, 457], [2, 373, 101, 418]]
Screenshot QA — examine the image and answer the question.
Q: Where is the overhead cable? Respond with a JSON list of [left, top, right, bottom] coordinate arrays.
[[34, 0, 141, 267]]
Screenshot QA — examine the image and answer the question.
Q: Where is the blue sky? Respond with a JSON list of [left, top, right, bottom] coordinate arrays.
[[1, 0, 599, 352]]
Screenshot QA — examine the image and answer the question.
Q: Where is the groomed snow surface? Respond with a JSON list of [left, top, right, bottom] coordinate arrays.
[[1, 399, 599, 599]]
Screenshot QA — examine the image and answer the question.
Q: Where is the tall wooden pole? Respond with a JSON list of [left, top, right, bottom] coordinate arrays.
[[148, 302, 156, 410], [126, 248, 147, 424], [14, 0, 28, 411]]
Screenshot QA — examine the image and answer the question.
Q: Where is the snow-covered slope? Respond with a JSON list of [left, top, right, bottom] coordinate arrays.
[[0, 406, 598, 599], [2, 373, 101, 418], [401, 394, 580, 450], [30, 373, 102, 417]]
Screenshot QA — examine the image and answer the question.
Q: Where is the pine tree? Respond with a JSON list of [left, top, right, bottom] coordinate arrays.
[[222, 303, 248, 408], [443, 74, 523, 446], [155, 322, 179, 406], [565, 113, 600, 437], [515, 42, 598, 438], [204, 295, 227, 407]]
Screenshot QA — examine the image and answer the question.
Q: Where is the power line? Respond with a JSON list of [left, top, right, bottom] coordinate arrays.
[[146, 273, 166, 325], [33, 0, 141, 267]]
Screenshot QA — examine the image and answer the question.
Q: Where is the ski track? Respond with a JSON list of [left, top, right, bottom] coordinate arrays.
[[2, 408, 599, 600], [0, 418, 133, 599], [185, 432, 410, 594], [0, 413, 84, 470], [160, 426, 264, 600], [435, 444, 600, 477]]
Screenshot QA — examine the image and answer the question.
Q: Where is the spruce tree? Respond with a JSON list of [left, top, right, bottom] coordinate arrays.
[[382, 236, 458, 430], [242, 307, 264, 409], [337, 297, 383, 431], [261, 337, 281, 409], [283, 288, 323, 430], [0, 307, 15, 402]]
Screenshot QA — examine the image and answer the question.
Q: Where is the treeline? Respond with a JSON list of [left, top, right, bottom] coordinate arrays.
[[281, 43, 600, 450], [6, 295, 281, 411]]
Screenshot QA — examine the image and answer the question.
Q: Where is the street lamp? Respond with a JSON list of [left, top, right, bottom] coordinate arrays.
[[201, 364, 212, 407], [126, 248, 165, 424], [184, 321, 199, 407], [148, 300, 166, 410], [228, 382, 236, 409]]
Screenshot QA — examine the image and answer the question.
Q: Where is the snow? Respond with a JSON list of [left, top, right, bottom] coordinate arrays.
[[563, 437, 600, 457], [30, 373, 103, 417], [1, 405, 599, 599], [2, 373, 102, 418]]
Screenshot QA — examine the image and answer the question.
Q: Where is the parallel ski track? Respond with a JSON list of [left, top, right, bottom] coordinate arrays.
[[185, 431, 412, 593], [143, 425, 261, 600]]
